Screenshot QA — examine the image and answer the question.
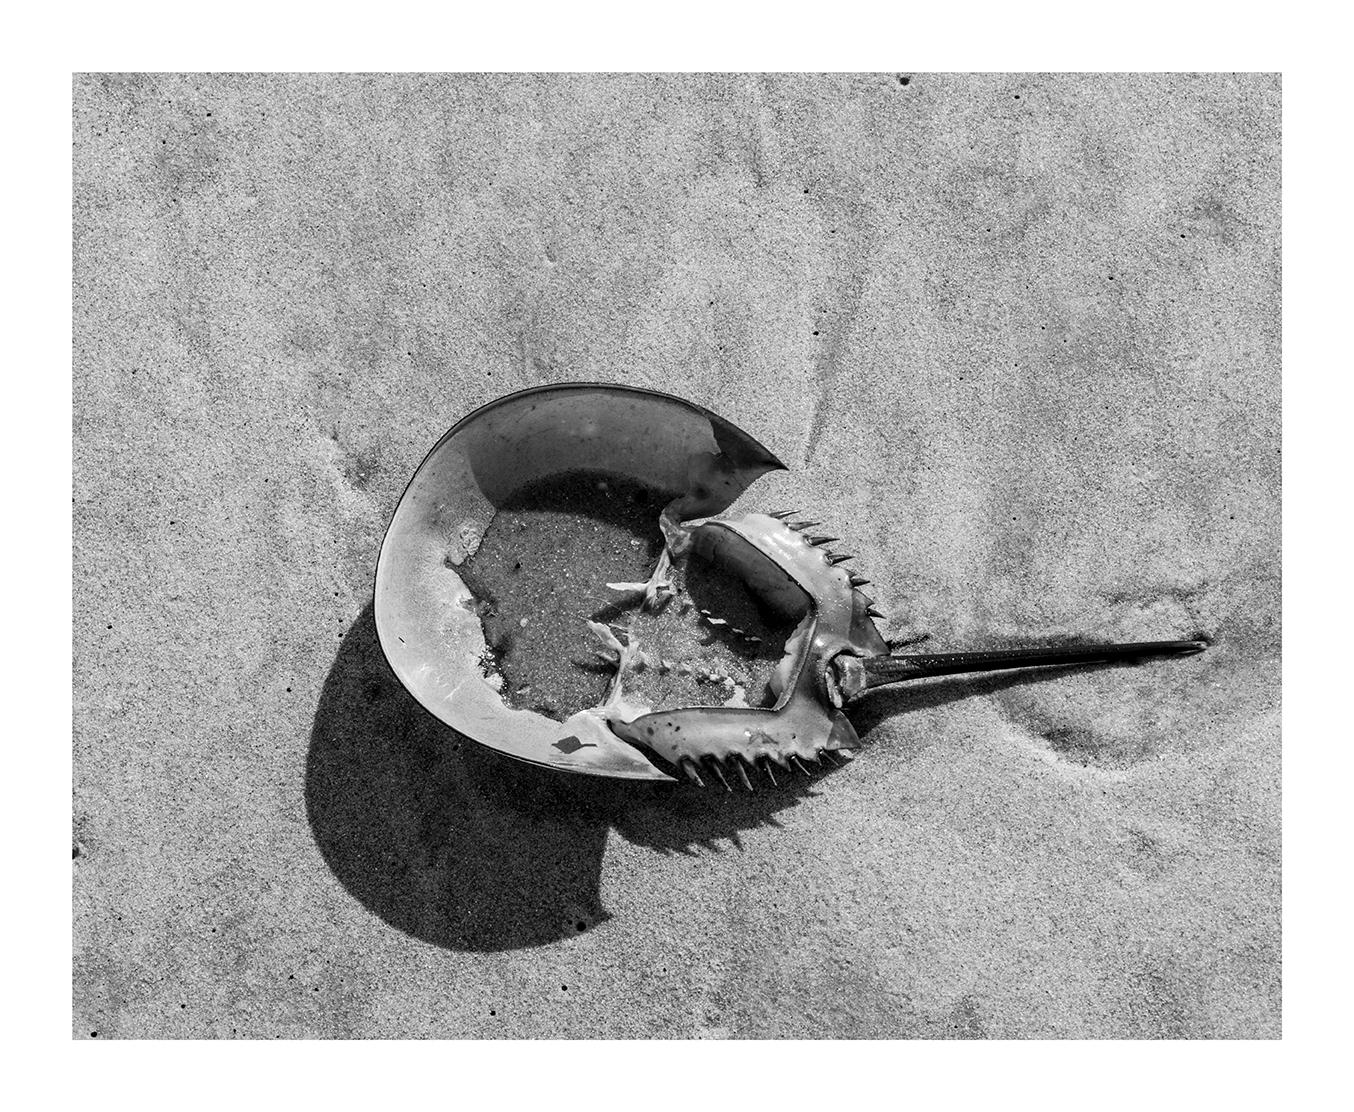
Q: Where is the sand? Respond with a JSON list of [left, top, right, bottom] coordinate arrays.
[[453, 469, 669, 718], [73, 73, 1280, 1038]]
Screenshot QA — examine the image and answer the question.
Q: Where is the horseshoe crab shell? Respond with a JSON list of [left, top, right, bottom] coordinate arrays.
[[374, 383, 785, 781]]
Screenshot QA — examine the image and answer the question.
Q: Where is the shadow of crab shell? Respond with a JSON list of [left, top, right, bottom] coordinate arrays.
[[306, 605, 612, 951], [306, 604, 848, 952]]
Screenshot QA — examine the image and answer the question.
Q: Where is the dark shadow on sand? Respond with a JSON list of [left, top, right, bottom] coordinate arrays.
[[306, 603, 849, 952]]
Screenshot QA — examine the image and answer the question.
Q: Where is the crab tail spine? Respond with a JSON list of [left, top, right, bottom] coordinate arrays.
[[860, 639, 1208, 689]]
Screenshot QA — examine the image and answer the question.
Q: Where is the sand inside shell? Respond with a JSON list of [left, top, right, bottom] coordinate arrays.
[[456, 470, 791, 720]]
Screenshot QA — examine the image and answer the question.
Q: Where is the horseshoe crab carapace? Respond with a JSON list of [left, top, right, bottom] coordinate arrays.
[[373, 383, 786, 782], [375, 383, 1205, 789]]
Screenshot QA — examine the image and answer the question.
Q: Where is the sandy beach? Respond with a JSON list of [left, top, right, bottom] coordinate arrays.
[[73, 72, 1280, 1038]]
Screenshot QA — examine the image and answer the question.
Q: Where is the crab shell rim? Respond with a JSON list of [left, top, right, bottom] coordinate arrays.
[[372, 381, 786, 783]]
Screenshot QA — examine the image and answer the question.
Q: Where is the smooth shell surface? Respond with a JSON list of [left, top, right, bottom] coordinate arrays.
[[374, 383, 785, 780]]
